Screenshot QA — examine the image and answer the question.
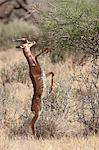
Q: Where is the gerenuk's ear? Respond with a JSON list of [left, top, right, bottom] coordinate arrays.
[[29, 41, 36, 48]]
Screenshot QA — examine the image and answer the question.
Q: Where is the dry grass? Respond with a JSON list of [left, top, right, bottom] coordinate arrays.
[[0, 131, 99, 150], [0, 48, 99, 149]]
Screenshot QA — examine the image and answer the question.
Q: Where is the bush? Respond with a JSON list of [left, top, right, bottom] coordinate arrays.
[[41, 0, 99, 62], [74, 59, 99, 136], [0, 61, 30, 85]]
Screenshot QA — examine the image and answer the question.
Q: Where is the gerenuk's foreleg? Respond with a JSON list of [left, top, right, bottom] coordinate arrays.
[[35, 48, 51, 60]]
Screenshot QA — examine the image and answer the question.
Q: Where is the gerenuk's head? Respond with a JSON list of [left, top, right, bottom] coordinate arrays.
[[15, 38, 36, 50]]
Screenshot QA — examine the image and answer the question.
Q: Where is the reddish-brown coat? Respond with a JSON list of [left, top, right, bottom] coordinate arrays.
[[16, 39, 54, 136]]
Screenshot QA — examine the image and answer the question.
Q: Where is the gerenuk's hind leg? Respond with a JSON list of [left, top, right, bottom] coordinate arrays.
[[46, 72, 54, 93], [31, 111, 40, 136], [31, 97, 42, 136]]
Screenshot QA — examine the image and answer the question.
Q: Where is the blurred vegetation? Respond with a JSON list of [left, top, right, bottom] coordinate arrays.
[[0, 0, 98, 62], [0, 20, 40, 49], [41, 0, 99, 62], [1, 61, 29, 84]]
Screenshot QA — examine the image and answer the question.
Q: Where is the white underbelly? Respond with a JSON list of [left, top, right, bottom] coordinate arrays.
[[42, 70, 49, 98]]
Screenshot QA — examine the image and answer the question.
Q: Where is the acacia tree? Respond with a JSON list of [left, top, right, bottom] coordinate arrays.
[[41, 0, 99, 62]]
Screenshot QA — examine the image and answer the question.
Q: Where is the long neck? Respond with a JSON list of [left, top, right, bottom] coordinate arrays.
[[23, 48, 44, 98], [23, 48, 36, 67]]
